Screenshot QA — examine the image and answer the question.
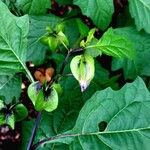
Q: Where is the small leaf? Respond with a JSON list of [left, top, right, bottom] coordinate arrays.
[[6, 113, 15, 129], [87, 28, 135, 59], [40, 35, 49, 45], [48, 37, 59, 52], [55, 23, 65, 33], [86, 28, 96, 45], [57, 31, 69, 46], [70, 54, 95, 92], [13, 104, 28, 122]]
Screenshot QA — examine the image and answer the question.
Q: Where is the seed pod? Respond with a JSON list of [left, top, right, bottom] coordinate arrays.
[[27, 82, 58, 112], [70, 54, 95, 92]]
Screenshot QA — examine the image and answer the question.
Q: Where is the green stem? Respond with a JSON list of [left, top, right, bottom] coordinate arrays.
[[25, 66, 34, 83]]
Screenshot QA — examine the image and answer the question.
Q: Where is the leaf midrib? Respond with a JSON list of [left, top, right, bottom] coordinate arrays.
[[0, 33, 27, 72], [139, 0, 150, 11]]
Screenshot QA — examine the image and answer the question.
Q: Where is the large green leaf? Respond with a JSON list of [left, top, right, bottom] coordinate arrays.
[[27, 15, 61, 64], [73, 0, 114, 30], [86, 28, 135, 59], [129, 0, 150, 34], [0, 75, 21, 104], [112, 26, 150, 79], [31, 63, 119, 149], [0, 1, 29, 75], [15, 0, 51, 15], [22, 62, 117, 149], [36, 77, 150, 150]]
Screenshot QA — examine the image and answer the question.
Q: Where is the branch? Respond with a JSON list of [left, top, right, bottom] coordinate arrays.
[[32, 133, 81, 149], [27, 112, 42, 150]]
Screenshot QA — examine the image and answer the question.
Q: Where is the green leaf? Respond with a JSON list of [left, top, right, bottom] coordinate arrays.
[[64, 18, 89, 47], [0, 100, 4, 110], [129, 0, 150, 34], [57, 31, 69, 46], [76, 19, 89, 39], [39, 77, 150, 149], [0, 113, 5, 125], [26, 63, 118, 149], [87, 28, 135, 59], [13, 104, 28, 122], [44, 88, 59, 112], [73, 0, 114, 30], [47, 36, 59, 52], [27, 15, 61, 64], [112, 26, 150, 79], [85, 28, 96, 44], [0, 1, 29, 75], [85, 38, 101, 57], [15, 0, 51, 15], [6, 113, 15, 129], [34, 90, 46, 111], [0, 75, 21, 104]]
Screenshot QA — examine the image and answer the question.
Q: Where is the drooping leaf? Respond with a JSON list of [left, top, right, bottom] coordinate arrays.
[[129, 0, 150, 34], [87, 28, 135, 59], [112, 26, 150, 79], [15, 0, 51, 15], [0, 75, 21, 104], [37, 77, 150, 150], [0, 1, 29, 75], [73, 0, 114, 30]]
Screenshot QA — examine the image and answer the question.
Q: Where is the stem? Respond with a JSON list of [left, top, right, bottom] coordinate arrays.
[[27, 47, 83, 149], [27, 112, 42, 150], [56, 47, 83, 79], [85, 45, 96, 49], [25, 66, 35, 83], [60, 40, 69, 51]]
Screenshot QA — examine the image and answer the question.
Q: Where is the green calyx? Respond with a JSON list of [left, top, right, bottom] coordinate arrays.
[[70, 54, 95, 92], [27, 82, 58, 112]]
